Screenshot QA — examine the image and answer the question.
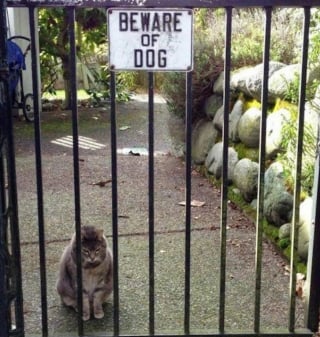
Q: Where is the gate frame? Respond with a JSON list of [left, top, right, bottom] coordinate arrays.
[[1, 1, 320, 337]]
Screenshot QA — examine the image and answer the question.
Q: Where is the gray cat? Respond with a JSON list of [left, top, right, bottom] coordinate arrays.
[[56, 225, 113, 321]]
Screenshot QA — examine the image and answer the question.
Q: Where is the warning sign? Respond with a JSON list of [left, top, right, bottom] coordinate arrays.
[[108, 8, 193, 71]]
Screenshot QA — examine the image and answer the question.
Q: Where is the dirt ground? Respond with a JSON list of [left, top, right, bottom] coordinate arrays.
[[12, 94, 305, 335]]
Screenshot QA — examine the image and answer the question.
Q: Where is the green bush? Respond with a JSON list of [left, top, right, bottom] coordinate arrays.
[[40, 52, 60, 94], [86, 67, 132, 105], [277, 108, 317, 195], [160, 9, 224, 121], [160, 8, 304, 121]]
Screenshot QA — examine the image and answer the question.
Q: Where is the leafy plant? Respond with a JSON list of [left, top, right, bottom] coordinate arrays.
[[40, 51, 60, 94], [39, 8, 107, 108], [161, 8, 304, 121], [283, 73, 300, 104], [86, 68, 132, 105], [283, 72, 320, 105], [160, 8, 224, 121], [277, 111, 317, 195]]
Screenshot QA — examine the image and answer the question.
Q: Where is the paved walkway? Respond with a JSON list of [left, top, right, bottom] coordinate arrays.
[[13, 95, 304, 335]]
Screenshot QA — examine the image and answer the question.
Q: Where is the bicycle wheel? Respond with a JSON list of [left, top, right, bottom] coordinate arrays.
[[22, 93, 34, 122]]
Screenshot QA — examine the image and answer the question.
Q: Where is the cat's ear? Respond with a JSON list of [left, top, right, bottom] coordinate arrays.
[[81, 227, 86, 240], [96, 229, 104, 239]]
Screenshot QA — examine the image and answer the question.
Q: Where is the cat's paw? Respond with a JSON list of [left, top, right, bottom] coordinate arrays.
[[82, 312, 90, 321], [94, 308, 104, 319]]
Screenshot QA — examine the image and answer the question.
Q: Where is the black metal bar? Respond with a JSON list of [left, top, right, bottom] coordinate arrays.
[[6, 0, 320, 8], [0, 224, 9, 337], [0, 146, 9, 334], [28, 7, 48, 337], [148, 71, 155, 335], [6, 66, 25, 337], [254, 6, 272, 334], [2, 7, 25, 335], [67, 7, 83, 336], [305, 16, 320, 326], [0, 2, 10, 335], [184, 70, 192, 335], [219, 6, 232, 334], [305, 147, 320, 332], [65, 330, 314, 337], [288, 6, 310, 332], [110, 70, 120, 336]]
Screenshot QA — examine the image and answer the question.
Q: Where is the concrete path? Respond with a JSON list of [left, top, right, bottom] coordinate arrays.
[[13, 94, 304, 336]]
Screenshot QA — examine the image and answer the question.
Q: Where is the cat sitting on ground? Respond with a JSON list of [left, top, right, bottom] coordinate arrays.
[[56, 225, 113, 321]]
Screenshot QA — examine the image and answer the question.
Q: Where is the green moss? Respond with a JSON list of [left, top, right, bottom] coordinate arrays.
[[243, 98, 261, 111], [279, 238, 290, 249], [282, 246, 307, 274], [297, 263, 307, 274], [228, 185, 255, 216], [272, 98, 297, 116], [262, 221, 279, 241], [233, 143, 259, 162]]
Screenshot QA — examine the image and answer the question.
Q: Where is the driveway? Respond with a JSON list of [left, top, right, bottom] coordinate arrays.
[[12, 94, 304, 335]]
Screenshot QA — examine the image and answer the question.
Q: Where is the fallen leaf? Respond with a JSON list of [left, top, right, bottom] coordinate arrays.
[[296, 273, 306, 298], [228, 200, 238, 209], [90, 179, 112, 187], [119, 125, 131, 131], [178, 200, 206, 207], [129, 150, 141, 156]]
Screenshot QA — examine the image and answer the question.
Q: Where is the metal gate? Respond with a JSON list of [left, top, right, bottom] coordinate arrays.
[[1, 1, 320, 337]]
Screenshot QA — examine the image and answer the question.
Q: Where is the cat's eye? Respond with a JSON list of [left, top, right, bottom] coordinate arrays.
[[95, 248, 100, 255], [82, 249, 89, 256]]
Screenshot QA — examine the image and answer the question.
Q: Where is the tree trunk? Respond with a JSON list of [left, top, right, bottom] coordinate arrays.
[[61, 54, 72, 110], [61, 9, 72, 110]]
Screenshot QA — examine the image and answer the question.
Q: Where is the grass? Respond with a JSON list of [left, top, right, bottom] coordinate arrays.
[[14, 90, 110, 140], [42, 89, 90, 101]]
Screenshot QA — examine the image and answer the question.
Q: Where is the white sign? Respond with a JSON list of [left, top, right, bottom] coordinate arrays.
[[108, 8, 193, 71]]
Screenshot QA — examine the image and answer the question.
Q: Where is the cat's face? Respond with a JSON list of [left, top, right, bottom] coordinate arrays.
[[80, 226, 107, 268]]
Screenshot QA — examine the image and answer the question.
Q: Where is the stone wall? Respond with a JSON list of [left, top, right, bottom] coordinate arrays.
[[192, 61, 320, 261]]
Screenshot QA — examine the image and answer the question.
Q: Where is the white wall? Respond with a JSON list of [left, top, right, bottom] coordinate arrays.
[[7, 8, 40, 101]]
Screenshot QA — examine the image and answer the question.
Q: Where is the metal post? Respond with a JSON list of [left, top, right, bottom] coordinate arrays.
[[0, 1, 10, 336], [305, 143, 320, 332], [0, 184, 9, 337], [219, 7, 232, 333], [148, 71, 155, 335]]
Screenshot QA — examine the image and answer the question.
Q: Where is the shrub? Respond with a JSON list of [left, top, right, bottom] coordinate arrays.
[[160, 9, 224, 121], [277, 108, 317, 195], [86, 67, 132, 105], [161, 8, 304, 121]]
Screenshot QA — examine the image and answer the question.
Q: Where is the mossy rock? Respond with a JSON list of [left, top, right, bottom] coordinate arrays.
[[233, 143, 259, 162]]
